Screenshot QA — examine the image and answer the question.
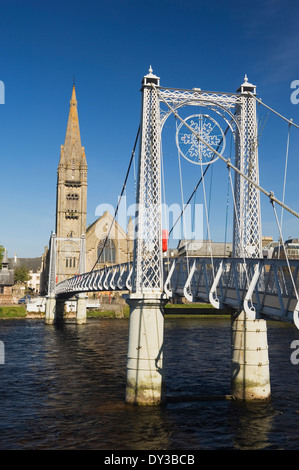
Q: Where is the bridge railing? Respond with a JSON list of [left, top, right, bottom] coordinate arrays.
[[54, 256, 299, 326], [164, 257, 299, 323], [55, 262, 133, 296]]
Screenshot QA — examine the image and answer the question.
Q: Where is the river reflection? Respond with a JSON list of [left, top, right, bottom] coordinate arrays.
[[0, 317, 299, 449]]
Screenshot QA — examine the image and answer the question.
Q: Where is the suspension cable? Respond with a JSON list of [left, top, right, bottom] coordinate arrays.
[[89, 125, 140, 273], [224, 173, 230, 256], [200, 155, 215, 279], [228, 165, 251, 290], [278, 123, 292, 258], [271, 198, 299, 303], [153, 83, 299, 220], [169, 122, 231, 238], [176, 117, 190, 274], [249, 92, 299, 129], [160, 134, 170, 269], [224, 131, 233, 256], [206, 164, 214, 242], [169, 162, 209, 238]]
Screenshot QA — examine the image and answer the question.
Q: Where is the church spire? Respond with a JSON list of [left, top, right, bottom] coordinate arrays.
[[55, 83, 87, 244], [63, 85, 82, 156], [58, 84, 86, 167]]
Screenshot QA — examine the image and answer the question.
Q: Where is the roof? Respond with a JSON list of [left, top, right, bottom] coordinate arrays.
[[86, 210, 127, 239], [8, 257, 42, 272], [177, 239, 232, 257]]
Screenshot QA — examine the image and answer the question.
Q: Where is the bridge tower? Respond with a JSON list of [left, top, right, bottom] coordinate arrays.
[[231, 77, 270, 400], [234, 75, 262, 258], [126, 70, 270, 403], [126, 68, 166, 405]]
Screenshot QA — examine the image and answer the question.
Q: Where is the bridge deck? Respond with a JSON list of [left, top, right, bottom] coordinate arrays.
[[54, 257, 299, 327]]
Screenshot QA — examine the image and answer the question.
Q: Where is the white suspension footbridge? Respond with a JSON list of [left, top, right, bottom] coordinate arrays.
[[45, 69, 299, 404]]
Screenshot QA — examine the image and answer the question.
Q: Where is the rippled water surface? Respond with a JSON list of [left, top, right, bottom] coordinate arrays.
[[1, 317, 299, 450]]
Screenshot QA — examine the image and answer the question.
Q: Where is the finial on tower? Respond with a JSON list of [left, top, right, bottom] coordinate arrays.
[[237, 74, 256, 94], [142, 66, 160, 87]]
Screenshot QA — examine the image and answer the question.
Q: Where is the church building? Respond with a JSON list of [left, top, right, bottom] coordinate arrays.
[[41, 85, 133, 292]]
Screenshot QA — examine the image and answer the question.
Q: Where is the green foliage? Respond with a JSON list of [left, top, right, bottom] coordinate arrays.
[[0, 306, 26, 318], [0, 244, 4, 268], [14, 266, 30, 284]]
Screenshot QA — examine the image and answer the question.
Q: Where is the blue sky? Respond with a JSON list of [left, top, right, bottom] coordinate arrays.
[[0, 0, 299, 257]]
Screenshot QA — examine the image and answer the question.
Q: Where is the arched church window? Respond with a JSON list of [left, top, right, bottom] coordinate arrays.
[[66, 257, 76, 268], [97, 238, 116, 264]]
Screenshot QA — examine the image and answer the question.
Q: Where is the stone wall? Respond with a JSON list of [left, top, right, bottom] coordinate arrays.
[[0, 286, 13, 304]]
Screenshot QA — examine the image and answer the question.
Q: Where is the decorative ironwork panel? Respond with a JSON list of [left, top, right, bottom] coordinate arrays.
[[158, 79, 262, 260], [132, 80, 163, 293], [233, 93, 262, 258], [79, 235, 86, 274], [48, 233, 57, 295], [47, 234, 86, 295], [158, 88, 242, 129]]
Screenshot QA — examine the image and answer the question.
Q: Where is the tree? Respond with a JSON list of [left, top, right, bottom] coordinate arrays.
[[0, 244, 4, 269], [14, 266, 30, 284]]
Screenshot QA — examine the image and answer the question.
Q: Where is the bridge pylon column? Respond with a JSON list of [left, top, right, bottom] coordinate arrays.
[[234, 76, 262, 258], [76, 293, 87, 324], [76, 235, 87, 324], [231, 78, 270, 400], [55, 298, 65, 323], [231, 310, 271, 400], [45, 295, 56, 325], [126, 68, 166, 405], [126, 293, 167, 405], [45, 233, 57, 325]]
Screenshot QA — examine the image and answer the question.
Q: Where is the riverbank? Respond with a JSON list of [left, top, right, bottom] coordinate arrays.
[[0, 303, 231, 319], [0, 305, 27, 318]]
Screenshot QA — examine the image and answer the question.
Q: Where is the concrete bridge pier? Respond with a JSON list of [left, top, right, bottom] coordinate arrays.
[[45, 295, 56, 325], [126, 293, 167, 405], [55, 298, 65, 323], [76, 293, 87, 324], [231, 310, 271, 400], [45, 294, 86, 324]]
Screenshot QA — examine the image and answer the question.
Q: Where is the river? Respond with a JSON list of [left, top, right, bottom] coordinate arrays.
[[0, 316, 299, 450]]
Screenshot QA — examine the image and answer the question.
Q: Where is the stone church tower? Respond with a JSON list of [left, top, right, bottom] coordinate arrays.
[[55, 85, 87, 282], [40, 84, 134, 294]]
